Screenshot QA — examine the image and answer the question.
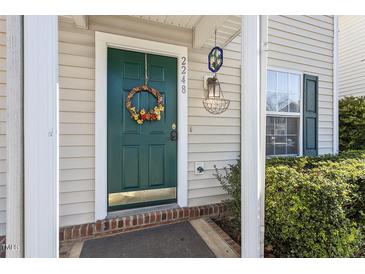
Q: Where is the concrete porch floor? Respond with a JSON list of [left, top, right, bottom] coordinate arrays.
[[59, 218, 238, 258]]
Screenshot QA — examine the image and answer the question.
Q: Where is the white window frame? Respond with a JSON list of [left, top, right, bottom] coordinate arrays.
[[266, 67, 304, 157]]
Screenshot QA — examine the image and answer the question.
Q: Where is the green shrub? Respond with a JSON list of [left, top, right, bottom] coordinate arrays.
[[310, 160, 365, 223], [266, 150, 365, 170], [339, 96, 365, 151], [267, 151, 365, 225], [265, 164, 362, 257], [214, 160, 241, 230], [216, 150, 365, 257]]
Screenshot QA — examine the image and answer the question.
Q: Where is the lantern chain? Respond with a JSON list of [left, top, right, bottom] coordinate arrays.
[[144, 53, 148, 85]]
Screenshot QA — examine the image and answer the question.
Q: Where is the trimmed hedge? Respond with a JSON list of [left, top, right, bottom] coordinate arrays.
[[266, 151, 365, 257], [215, 150, 365, 257], [339, 96, 365, 151]]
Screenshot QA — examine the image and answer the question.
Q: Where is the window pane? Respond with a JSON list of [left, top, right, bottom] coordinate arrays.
[[278, 72, 288, 91], [275, 136, 287, 155], [289, 93, 300, 113], [287, 117, 299, 135], [287, 136, 299, 155], [266, 136, 275, 156], [267, 70, 277, 91], [274, 117, 286, 135], [278, 92, 289, 112], [289, 74, 300, 113], [266, 116, 275, 135], [267, 91, 277, 111], [289, 74, 300, 94], [266, 116, 300, 156]]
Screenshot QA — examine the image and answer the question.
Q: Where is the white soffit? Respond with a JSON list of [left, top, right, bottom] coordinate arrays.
[[204, 15, 241, 48], [131, 15, 203, 29], [130, 15, 241, 48], [59, 15, 242, 49]]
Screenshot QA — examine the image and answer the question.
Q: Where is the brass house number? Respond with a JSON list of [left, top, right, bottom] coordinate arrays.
[[181, 56, 187, 94]]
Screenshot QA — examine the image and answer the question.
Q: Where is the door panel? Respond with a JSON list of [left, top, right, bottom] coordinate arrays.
[[122, 146, 140, 189], [107, 48, 177, 211], [148, 144, 165, 187]]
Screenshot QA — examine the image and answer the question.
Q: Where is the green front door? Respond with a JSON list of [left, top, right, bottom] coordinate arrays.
[[107, 48, 177, 211]]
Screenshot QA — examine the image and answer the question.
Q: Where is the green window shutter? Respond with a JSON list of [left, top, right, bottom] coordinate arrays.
[[303, 74, 318, 156]]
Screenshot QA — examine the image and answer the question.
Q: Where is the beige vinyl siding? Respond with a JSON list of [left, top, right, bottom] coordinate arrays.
[[59, 23, 95, 227], [267, 15, 335, 155], [188, 35, 241, 206], [0, 16, 6, 235], [58, 16, 240, 227], [59, 15, 335, 227], [339, 16, 365, 98]]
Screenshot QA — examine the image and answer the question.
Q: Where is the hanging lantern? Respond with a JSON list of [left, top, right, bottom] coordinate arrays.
[[202, 29, 230, 115], [203, 75, 230, 115]]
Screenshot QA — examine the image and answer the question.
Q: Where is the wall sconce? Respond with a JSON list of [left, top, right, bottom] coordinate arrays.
[[202, 75, 230, 115]]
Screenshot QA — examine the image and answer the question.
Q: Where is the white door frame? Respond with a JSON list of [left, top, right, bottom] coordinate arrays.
[[95, 31, 188, 221]]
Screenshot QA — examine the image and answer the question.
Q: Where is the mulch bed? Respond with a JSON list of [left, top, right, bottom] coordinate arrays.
[[213, 217, 275, 258], [213, 218, 241, 245]]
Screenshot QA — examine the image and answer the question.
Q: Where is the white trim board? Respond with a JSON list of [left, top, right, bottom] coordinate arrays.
[[95, 31, 188, 221], [6, 15, 24, 258], [241, 15, 267, 258], [333, 16, 339, 155], [24, 15, 59, 258]]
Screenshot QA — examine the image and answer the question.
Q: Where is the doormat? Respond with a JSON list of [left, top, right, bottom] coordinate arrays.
[[79, 221, 215, 258]]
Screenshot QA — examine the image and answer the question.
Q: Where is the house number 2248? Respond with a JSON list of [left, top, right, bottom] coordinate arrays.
[[181, 56, 187, 94]]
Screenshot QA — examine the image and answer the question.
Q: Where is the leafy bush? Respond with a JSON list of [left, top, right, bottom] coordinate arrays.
[[265, 164, 362, 257], [339, 96, 365, 151], [214, 160, 241, 230], [215, 151, 365, 257], [266, 151, 365, 225], [266, 150, 365, 170]]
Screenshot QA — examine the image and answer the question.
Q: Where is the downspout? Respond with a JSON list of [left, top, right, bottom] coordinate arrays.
[[333, 16, 339, 154]]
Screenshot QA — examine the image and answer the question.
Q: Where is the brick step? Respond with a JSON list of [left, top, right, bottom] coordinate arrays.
[[59, 203, 228, 242]]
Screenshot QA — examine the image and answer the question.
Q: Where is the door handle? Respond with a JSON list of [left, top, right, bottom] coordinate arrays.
[[170, 130, 177, 141]]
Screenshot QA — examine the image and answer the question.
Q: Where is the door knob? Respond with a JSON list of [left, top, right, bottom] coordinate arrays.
[[170, 130, 177, 141]]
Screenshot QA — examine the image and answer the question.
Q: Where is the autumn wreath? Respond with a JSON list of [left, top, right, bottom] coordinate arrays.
[[125, 84, 164, 125]]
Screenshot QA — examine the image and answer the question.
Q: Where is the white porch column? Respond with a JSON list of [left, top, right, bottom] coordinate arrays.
[[23, 16, 59, 258], [241, 15, 268, 258], [6, 15, 24, 258], [333, 15, 339, 154]]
